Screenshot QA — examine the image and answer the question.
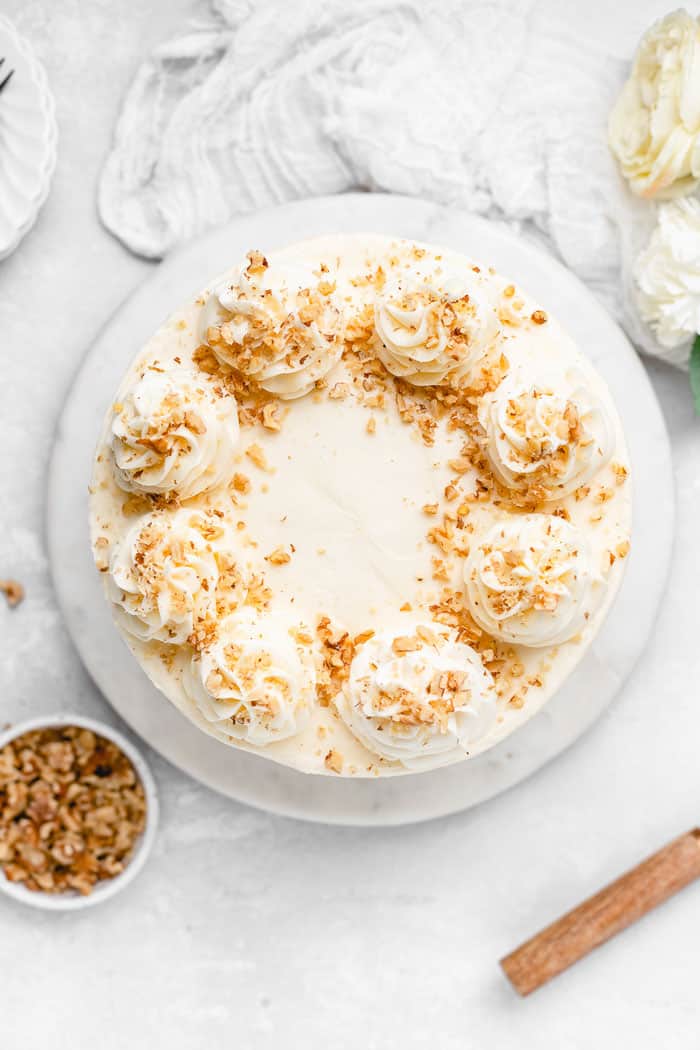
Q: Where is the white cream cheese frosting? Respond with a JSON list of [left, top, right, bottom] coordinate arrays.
[[479, 368, 614, 500], [182, 609, 316, 746], [463, 514, 601, 647], [90, 233, 632, 777], [107, 509, 248, 645], [111, 367, 239, 499], [336, 621, 497, 766], [373, 271, 500, 385], [201, 249, 342, 399]]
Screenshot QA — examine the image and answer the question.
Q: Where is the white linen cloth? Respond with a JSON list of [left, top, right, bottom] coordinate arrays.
[[98, 0, 661, 359]]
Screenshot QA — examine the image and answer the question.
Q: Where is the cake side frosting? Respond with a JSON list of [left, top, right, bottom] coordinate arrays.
[[89, 234, 632, 777]]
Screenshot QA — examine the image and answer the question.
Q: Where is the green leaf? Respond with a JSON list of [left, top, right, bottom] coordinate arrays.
[[691, 335, 700, 416]]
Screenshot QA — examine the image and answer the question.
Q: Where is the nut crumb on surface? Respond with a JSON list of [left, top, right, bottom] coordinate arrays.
[[0, 579, 24, 608], [245, 443, 269, 471], [261, 402, 282, 432], [324, 749, 344, 774], [265, 546, 292, 565], [231, 472, 251, 494]]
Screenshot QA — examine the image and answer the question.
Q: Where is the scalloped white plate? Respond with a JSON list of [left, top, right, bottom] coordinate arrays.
[[0, 15, 57, 261]]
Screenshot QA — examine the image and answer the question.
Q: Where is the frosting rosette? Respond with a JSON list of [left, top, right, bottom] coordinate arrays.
[[609, 10, 700, 199], [479, 369, 614, 500], [183, 610, 316, 746], [464, 515, 601, 647], [373, 273, 499, 386], [202, 250, 342, 399], [111, 367, 239, 499], [106, 509, 247, 644], [336, 622, 497, 767]]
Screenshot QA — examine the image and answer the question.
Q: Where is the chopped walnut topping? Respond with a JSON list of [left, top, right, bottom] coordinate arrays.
[[93, 537, 110, 573], [230, 473, 250, 496], [0, 726, 147, 896], [324, 749, 344, 774], [0, 579, 24, 608], [316, 615, 356, 706], [261, 402, 282, 432], [328, 382, 350, 400], [265, 546, 292, 566], [392, 635, 422, 655], [612, 462, 629, 486], [353, 629, 375, 646], [422, 503, 439, 516], [121, 494, 153, 516], [245, 443, 269, 471]]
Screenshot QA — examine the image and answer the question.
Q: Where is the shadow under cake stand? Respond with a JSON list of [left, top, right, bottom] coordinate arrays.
[[48, 194, 673, 826]]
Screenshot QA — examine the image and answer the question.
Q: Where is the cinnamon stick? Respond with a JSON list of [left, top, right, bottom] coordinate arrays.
[[501, 828, 700, 996]]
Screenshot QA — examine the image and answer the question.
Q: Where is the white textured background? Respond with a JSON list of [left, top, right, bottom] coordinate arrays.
[[1, 1, 698, 1047]]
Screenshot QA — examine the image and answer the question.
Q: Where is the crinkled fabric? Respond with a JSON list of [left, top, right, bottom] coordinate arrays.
[[98, 0, 676, 364]]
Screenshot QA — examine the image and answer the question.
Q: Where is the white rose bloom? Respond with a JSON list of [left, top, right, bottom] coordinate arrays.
[[609, 10, 700, 199], [634, 196, 700, 366]]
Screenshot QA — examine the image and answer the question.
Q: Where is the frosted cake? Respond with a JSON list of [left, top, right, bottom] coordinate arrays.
[[90, 235, 631, 776]]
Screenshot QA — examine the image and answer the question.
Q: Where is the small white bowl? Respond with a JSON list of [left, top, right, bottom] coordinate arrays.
[[0, 714, 158, 911]]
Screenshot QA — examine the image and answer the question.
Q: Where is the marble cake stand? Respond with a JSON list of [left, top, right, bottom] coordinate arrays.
[[47, 193, 673, 826]]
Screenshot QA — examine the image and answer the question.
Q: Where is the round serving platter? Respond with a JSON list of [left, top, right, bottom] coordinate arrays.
[[48, 193, 673, 826]]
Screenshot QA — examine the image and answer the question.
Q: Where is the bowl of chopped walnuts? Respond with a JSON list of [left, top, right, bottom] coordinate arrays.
[[0, 715, 158, 910]]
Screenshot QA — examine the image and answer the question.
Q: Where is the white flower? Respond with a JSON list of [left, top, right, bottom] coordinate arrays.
[[609, 10, 700, 199], [634, 196, 700, 366]]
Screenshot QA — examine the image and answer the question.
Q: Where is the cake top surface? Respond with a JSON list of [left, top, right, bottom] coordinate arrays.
[[90, 234, 631, 777]]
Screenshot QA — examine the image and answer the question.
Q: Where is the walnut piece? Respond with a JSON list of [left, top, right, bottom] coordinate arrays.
[[0, 579, 24, 608], [0, 726, 147, 896]]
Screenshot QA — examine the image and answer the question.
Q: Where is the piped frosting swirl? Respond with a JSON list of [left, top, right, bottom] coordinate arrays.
[[463, 514, 601, 647], [336, 621, 497, 767], [202, 250, 342, 399], [373, 273, 500, 386], [479, 369, 614, 499], [111, 367, 239, 499], [183, 609, 316, 746], [107, 509, 247, 645]]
